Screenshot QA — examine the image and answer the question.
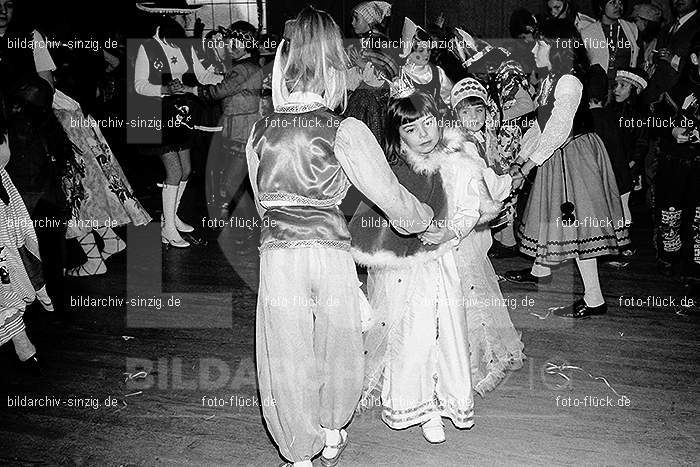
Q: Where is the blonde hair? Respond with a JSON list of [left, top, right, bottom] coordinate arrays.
[[277, 7, 348, 111]]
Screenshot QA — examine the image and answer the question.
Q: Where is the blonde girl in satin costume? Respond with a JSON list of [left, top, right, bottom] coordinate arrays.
[[245, 8, 433, 467]]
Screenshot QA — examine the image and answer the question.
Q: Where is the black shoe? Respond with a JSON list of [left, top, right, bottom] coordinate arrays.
[[181, 230, 208, 246], [18, 355, 42, 376], [657, 259, 674, 277], [488, 243, 519, 259], [554, 299, 607, 319], [504, 268, 552, 285]]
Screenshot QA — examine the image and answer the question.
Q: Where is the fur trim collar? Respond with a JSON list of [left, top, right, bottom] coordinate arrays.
[[401, 126, 470, 175], [351, 242, 454, 269]]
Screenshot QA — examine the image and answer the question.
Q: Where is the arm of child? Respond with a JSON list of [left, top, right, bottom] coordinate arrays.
[[449, 178, 481, 240], [192, 46, 224, 85], [437, 66, 454, 105], [514, 120, 540, 165], [202, 64, 255, 101], [527, 75, 582, 166], [335, 118, 434, 234], [245, 131, 266, 220], [134, 45, 163, 97]]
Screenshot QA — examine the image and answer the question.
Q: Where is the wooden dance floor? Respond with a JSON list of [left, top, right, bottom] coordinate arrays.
[[1, 203, 698, 466]]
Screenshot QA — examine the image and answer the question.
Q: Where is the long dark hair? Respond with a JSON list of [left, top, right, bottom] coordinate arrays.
[[546, 0, 579, 22], [156, 15, 187, 48], [384, 92, 440, 165], [536, 18, 589, 81]]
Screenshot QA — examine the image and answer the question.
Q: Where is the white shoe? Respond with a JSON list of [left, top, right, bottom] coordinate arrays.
[[421, 417, 445, 444], [175, 180, 194, 232], [162, 185, 190, 248]]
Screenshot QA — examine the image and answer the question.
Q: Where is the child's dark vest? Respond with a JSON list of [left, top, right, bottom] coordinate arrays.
[[349, 159, 449, 267], [411, 64, 442, 106]]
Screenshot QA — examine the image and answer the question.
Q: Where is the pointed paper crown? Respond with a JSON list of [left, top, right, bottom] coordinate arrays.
[[450, 27, 509, 69], [389, 69, 416, 100], [400, 17, 430, 59]]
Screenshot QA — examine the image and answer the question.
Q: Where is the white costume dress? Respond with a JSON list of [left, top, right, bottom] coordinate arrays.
[[439, 129, 525, 396]]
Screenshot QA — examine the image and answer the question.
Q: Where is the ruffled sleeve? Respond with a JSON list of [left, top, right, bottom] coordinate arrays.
[[245, 128, 265, 219], [134, 45, 162, 97], [191, 47, 223, 85], [527, 74, 582, 166], [437, 66, 453, 105], [335, 117, 434, 234]]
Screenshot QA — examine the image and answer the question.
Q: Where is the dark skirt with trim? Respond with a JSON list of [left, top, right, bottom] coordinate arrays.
[[517, 133, 630, 265]]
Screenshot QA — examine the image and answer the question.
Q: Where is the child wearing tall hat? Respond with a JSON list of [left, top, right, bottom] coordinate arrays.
[[398, 17, 454, 110]]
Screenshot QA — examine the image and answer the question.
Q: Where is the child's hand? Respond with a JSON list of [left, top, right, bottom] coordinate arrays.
[[419, 224, 455, 245], [672, 127, 690, 143]]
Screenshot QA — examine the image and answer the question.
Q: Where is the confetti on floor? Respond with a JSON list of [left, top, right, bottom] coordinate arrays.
[[545, 362, 626, 398]]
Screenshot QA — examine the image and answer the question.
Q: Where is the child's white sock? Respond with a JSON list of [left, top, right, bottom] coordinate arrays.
[[576, 258, 605, 307], [322, 428, 342, 458], [531, 263, 551, 277]]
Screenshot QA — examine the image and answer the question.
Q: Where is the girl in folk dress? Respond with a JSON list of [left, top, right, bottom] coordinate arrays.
[[504, 19, 629, 318], [352, 91, 475, 444]]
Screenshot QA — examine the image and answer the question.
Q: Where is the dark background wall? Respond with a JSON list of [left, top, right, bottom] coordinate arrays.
[[267, 0, 673, 40]]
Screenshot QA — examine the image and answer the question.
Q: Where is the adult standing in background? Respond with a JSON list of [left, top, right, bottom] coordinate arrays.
[[644, 0, 700, 105], [581, 0, 639, 100], [545, 0, 597, 33], [630, 2, 665, 75]]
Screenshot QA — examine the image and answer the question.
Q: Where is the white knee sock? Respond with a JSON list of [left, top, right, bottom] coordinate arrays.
[[322, 427, 341, 446], [621, 192, 632, 226], [576, 258, 604, 307], [12, 329, 36, 361], [531, 263, 551, 277], [495, 223, 517, 247]]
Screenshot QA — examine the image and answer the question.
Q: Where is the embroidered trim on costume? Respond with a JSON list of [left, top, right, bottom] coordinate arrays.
[[259, 191, 345, 208], [274, 102, 326, 114], [382, 398, 474, 428], [259, 239, 351, 252]]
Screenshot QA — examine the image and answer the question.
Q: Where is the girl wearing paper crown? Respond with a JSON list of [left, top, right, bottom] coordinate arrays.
[[246, 8, 433, 467], [351, 72, 520, 444], [398, 17, 454, 110], [503, 19, 629, 319]]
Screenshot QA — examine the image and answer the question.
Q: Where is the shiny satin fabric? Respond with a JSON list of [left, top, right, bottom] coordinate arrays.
[[250, 109, 352, 247]]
